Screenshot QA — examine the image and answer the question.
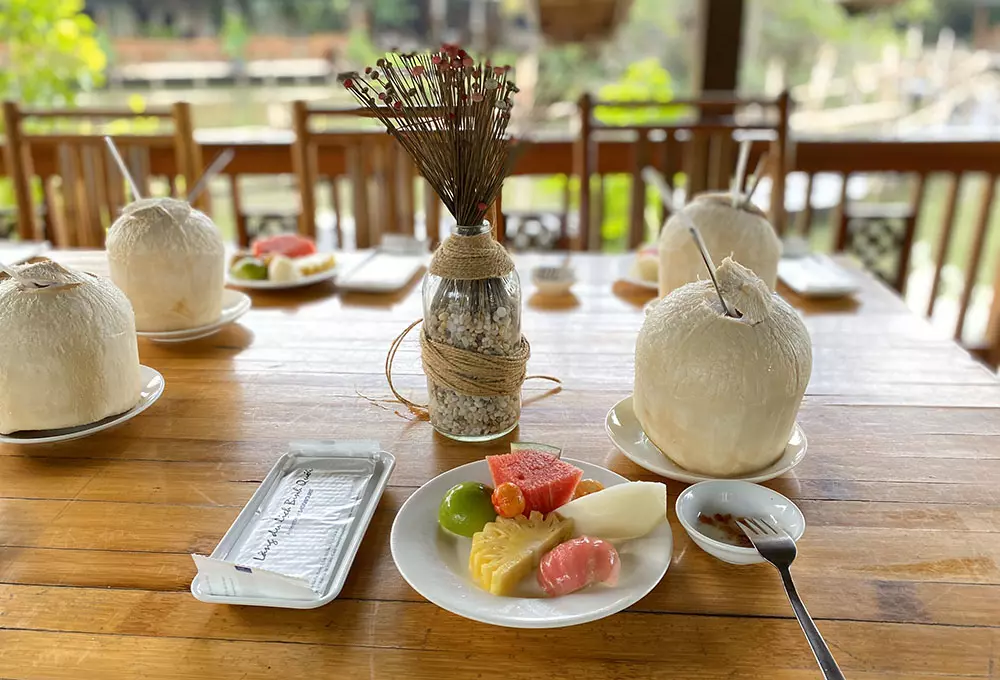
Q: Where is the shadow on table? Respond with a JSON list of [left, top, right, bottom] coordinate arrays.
[[528, 291, 580, 310], [233, 280, 338, 308], [612, 280, 658, 309]]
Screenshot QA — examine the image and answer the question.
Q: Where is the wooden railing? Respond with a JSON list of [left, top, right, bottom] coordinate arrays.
[[2, 130, 1000, 366]]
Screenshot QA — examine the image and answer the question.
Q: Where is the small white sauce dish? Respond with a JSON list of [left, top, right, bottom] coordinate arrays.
[[531, 265, 576, 297], [675, 480, 806, 565]]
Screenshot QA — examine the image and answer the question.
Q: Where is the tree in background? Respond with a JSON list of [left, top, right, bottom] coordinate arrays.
[[0, 0, 106, 107]]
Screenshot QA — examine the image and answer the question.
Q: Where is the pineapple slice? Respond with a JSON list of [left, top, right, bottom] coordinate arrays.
[[469, 511, 573, 596]]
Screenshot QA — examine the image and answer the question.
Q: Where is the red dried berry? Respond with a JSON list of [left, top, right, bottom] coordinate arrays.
[[431, 55, 441, 65], [393, 100, 402, 110], [343, 78, 353, 88], [365, 66, 372, 74], [477, 202, 488, 211], [411, 65, 425, 77], [462, 57, 474, 67]]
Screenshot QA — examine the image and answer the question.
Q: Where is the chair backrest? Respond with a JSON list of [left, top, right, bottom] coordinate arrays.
[[573, 91, 791, 251], [1, 101, 203, 247], [291, 101, 424, 250]]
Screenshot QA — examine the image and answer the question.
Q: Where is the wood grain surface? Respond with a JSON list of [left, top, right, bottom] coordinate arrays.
[[2, 251, 998, 679]]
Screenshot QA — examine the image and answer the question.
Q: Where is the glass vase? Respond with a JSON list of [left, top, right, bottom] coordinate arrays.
[[422, 222, 522, 442]]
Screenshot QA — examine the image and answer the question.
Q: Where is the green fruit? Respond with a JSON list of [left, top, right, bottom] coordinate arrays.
[[438, 482, 496, 537], [231, 257, 268, 280]]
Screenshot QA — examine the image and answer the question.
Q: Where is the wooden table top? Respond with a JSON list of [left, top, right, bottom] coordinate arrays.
[[2, 250, 999, 679]]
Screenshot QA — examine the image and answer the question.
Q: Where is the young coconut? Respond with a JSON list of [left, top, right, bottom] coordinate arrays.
[[0, 258, 142, 434], [657, 193, 781, 297], [106, 197, 225, 332], [634, 257, 812, 477]]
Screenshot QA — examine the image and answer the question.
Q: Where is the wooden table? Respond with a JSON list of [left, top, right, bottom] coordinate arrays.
[[2, 251, 999, 679]]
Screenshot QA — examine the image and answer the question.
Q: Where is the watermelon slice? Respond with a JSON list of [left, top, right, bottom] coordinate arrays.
[[252, 234, 317, 259], [510, 441, 562, 459], [487, 450, 583, 515]]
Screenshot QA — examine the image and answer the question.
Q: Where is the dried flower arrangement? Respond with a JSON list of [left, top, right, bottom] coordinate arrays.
[[338, 44, 519, 227]]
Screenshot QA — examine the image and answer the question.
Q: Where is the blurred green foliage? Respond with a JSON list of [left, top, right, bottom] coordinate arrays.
[[0, 0, 106, 107]]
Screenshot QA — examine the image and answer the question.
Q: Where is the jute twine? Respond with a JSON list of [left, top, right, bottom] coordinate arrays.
[[428, 231, 514, 280], [385, 231, 560, 418]]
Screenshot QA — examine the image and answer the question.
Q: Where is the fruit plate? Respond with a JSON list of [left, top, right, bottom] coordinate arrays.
[[605, 396, 807, 484], [0, 365, 165, 445], [137, 290, 251, 343], [390, 457, 673, 629], [226, 263, 339, 290]]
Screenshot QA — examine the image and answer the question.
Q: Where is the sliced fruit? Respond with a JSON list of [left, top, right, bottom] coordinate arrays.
[[469, 511, 573, 596], [510, 441, 562, 459], [556, 481, 666, 542], [438, 482, 496, 538], [296, 252, 336, 276], [573, 479, 604, 499], [268, 254, 300, 283], [487, 450, 583, 515], [537, 536, 620, 597], [252, 234, 317, 259], [491, 482, 526, 518], [230, 257, 268, 281]]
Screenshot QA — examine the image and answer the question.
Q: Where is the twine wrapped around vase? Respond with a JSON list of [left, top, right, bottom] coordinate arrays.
[[386, 231, 558, 437]]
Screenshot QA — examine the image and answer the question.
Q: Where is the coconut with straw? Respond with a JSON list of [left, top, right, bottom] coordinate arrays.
[[104, 139, 234, 332], [657, 142, 782, 297]]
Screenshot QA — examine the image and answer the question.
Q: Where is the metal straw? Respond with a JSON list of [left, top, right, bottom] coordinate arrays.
[[104, 136, 142, 200], [731, 139, 751, 207], [746, 151, 770, 203], [187, 148, 235, 203], [686, 222, 739, 318]]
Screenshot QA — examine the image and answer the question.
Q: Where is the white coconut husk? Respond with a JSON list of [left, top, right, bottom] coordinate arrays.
[[658, 191, 781, 297], [0, 258, 142, 434], [106, 197, 225, 332], [634, 257, 812, 477]]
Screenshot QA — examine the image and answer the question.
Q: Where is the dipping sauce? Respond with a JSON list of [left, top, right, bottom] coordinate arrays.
[[696, 512, 753, 548]]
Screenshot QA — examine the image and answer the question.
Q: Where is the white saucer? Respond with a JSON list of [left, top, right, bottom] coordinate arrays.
[[605, 396, 807, 483], [226, 265, 338, 290], [390, 457, 673, 629], [137, 290, 251, 343], [0, 365, 165, 445]]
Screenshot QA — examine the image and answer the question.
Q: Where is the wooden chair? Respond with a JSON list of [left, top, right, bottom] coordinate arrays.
[[287, 101, 506, 250], [288, 101, 420, 250], [573, 91, 791, 251], [1, 101, 204, 247]]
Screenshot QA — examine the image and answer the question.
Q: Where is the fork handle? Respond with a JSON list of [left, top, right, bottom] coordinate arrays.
[[778, 567, 846, 680]]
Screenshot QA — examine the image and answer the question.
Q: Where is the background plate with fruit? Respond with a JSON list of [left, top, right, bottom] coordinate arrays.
[[390, 451, 673, 629], [227, 234, 338, 290]]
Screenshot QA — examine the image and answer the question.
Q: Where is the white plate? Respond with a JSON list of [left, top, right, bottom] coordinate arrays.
[[616, 257, 659, 291], [137, 290, 251, 343], [390, 457, 673, 629], [605, 396, 807, 483], [227, 265, 339, 290], [0, 365, 165, 445]]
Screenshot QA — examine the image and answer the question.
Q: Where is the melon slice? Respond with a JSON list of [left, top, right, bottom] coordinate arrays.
[[510, 441, 562, 459], [487, 450, 583, 515], [556, 481, 667, 541]]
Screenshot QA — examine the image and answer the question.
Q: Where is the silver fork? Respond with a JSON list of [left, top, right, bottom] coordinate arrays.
[[738, 517, 846, 680]]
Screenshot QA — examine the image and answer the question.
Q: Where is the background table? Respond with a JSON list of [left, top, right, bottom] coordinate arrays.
[[2, 252, 999, 679]]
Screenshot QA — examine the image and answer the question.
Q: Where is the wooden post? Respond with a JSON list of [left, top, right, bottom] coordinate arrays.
[[695, 0, 744, 93], [896, 172, 926, 295], [2, 101, 36, 240], [424, 179, 441, 246], [172, 102, 208, 212], [927, 173, 961, 317], [628, 132, 650, 248], [771, 89, 791, 235], [290, 100, 317, 238], [574, 93, 593, 251], [955, 174, 997, 342]]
